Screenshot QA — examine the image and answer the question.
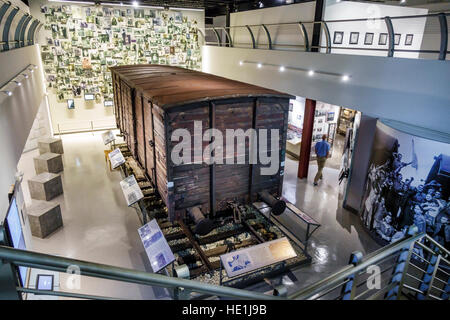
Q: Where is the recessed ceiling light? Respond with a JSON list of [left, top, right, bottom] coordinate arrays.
[[257, 63, 262, 68], [239, 61, 243, 66], [308, 70, 315, 76], [14, 81, 22, 86], [2, 91, 12, 96], [279, 66, 285, 72], [342, 75, 350, 81]]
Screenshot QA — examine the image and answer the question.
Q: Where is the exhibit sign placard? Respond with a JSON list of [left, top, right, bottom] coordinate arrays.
[[138, 219, 175, 273], [108, 148, 125, 169], [102, 130, 115, 145], [119, 175, 144, 206], [220, 237, 297, 278]]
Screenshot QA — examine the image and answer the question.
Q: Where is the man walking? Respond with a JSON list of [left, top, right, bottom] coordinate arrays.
[[314, 134, 330, 186]]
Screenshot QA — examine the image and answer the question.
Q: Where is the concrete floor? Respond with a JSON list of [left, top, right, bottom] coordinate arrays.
[[17, 131, 379, 299], [18, 131, 170, 299]]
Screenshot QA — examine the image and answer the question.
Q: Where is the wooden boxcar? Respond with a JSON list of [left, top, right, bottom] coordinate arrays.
[[110, 65, 293, 221]]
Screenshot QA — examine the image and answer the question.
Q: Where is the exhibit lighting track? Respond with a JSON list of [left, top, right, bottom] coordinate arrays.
[[48, 0, 205, 12], [0, 64, 38, 101], [239, 60, 351, 82]]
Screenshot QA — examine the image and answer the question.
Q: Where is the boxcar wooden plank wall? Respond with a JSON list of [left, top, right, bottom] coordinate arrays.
[[111, 65, 292, 222]]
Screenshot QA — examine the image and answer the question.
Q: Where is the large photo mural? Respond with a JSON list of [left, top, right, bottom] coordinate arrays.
[[39, 4, 202, 105], [361, 121, 450, 250]]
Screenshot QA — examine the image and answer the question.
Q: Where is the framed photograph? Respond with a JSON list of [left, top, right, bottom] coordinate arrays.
[[333, 31, 344, 44], [405, 34, 413, 46], [394, 33, 401, 45], [67, 99, 75, 109], [84, 94, 94, 101], [36, 274, 54, 291], [349, 32, 359, 45], [364, 33, 374, 45], [378, 33, 388, 45], [327, 112, 335, 122]]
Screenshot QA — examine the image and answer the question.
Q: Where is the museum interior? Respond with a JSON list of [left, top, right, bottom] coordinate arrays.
[[0, 0, 449, 301]]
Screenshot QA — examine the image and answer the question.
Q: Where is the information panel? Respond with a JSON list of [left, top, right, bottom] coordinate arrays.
[[220, 237, 297, 278], [138, 219, 175, 273], [101, 130, 115, 145], [108, 148, 125, 169], [120, 175, 144, 206]]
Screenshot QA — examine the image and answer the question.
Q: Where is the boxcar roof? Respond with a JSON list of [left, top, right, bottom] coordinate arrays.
[[110, 65, 294, 109]]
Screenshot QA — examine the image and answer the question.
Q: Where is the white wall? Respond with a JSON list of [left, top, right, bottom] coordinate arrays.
[[322, 1, 428, 59], [229, 2, 316, 50], [202, 45, 450, 135], [0, 45, 47, 221]]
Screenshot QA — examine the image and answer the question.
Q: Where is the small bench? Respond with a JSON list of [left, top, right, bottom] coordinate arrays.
[[28, 173, 63, 201], [34, 152, 63, 174], [38, 138, 64, 155], [27, 201, 63, 238]]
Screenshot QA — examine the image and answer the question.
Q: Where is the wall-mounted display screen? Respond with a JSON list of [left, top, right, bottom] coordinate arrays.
[[67, 99, 75, 109], [104, 100, 113, 107], [84, 94, 94, 101], [5, 198, 28, 286]]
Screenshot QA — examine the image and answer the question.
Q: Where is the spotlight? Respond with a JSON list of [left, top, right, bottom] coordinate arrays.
[[2, 91, 12, 96], [29, 68, 34, 73], [308, 70, 315, 76], [13, 81, 22, 86], [22, 73, 29, 79], [133, 1, 139, 7], [279, 66, 285, 72], [342, 75, 350, 81], [33, 65, 38, 69], [239, 61, 243, 66], [257, 63, 262, 68]]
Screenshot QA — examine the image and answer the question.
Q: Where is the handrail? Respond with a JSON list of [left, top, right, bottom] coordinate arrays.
[[0, 245, 279, 300], [288, 232, 426, 300], [1, 231, 448, 300], [203, 12, 450, 60]]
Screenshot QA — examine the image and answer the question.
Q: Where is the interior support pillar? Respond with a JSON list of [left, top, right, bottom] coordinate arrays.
[[311, 0, 325, 52], [297, 99, 316, 179]]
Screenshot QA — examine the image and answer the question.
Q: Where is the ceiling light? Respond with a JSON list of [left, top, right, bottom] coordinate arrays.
[[308, 70, 315, 76], [257, 63, 262, 68], [342, 75, 350, 81], [29, 68, 34, 73], [239, 61, 243, 66], [133, 1, 139, 7], [33, 65, 38, 69], [13, 81, 22, 86], [22, 73, 29, 79], [2, 91, 12, 96], [279, 66, 285, 72]]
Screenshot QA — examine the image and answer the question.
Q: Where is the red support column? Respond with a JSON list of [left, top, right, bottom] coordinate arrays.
[[297, 98, 316, 179]]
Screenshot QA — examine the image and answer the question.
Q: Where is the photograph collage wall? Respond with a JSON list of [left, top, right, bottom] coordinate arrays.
[[39, 4, 202, 107], [360, 121, 450, 250]]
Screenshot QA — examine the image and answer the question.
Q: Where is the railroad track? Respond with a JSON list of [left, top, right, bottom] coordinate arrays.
[[115, 143, 311, 287]]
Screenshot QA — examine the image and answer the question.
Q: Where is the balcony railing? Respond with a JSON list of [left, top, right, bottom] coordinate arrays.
[[201, 12, 450, 60]]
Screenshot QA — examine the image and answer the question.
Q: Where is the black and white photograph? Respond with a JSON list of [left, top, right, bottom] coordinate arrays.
[[364, 32, 374, 45], [405, 34, 414, 46], [333, 31, 344, 44], [394, 33, 401, 45], [379, 33, 388, 45], [360, 121, 450, 250], [349, 32, 359, 45]]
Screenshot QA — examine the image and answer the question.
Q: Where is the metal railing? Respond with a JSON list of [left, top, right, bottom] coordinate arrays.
[[55, 119, 117, 135], [201, 12, 450, 60], [0, 226, 448, 300], [0, 0, 42, 52]]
